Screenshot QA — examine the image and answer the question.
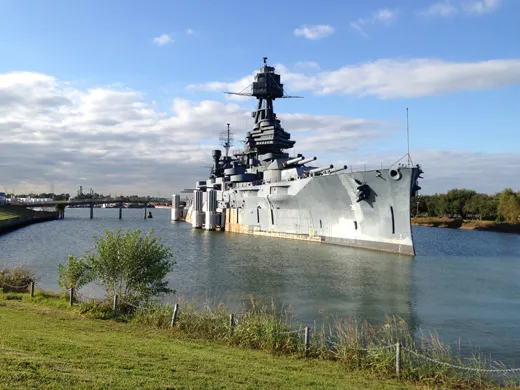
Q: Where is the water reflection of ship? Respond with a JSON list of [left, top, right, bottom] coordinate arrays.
[[182, 230, 418, 330]]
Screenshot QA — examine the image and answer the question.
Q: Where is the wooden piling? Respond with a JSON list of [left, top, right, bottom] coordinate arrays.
[[30, 281, 35, 297], [229, 313, 235, 336], [170, 303, 179, 327], [144, 203, 147, 219], [113, 295, 118, 317], [304, 327, 310, 357], [69, 287, 74, 306], [119, 204, 122, 219], [89, 202, 93, 219], [396, 342, 401, 379]]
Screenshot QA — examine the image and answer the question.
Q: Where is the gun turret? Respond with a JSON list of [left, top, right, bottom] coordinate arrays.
[[329, 165, 348, 174], [296, 157, 317, 166], [285, 156, 304, 165], [309, 165, 333, 175]]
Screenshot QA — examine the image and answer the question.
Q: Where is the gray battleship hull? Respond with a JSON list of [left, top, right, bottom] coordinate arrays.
[[180, 166, 416, 255]]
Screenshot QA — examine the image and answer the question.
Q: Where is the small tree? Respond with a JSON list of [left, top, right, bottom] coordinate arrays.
[[85, 229, 174, 303], [58, 255, 93, 299]]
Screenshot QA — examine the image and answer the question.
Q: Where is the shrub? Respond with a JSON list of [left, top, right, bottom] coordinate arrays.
[[58, 255, 93, 299], [83, 228, 175, 304], [0, 262, 35, 293]]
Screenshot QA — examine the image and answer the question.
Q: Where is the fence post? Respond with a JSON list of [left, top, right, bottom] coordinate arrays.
[[396, 342, 401, 380], [30, 281, 35, 297], [69, 287, 74, 306], [170, 303, 179, 327], [229, 313, 235, 336], [113, 294, 118, 317], [304, 327, 310, 357]]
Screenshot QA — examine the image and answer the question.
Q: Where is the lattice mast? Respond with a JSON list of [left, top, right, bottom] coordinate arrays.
[[219, 123, 234, 159]]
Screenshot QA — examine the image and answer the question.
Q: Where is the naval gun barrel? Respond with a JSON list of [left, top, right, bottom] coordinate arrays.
[[329, 165, 348, 174], [285, 156, 304, 165], [296, 157, 317, 166], [309, 165, 333, 175]]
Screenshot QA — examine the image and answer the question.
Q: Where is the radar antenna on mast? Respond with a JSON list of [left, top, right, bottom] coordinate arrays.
[[219, 123, 234, 159], [224, 57, 304, 99]]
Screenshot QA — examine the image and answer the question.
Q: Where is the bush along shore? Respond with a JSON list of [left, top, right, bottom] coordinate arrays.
[[411, 217, 520, 234], [2, 229, 520, 389]]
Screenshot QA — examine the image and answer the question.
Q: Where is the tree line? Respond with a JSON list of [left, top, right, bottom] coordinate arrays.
[[412, 188, 520, 223]]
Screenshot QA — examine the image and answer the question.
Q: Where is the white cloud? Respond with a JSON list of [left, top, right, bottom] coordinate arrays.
[[186, 28, 195, 35], [293, 24, 334, 40], [189, 58, 520, 99], [350, 8, 398, 38], [420, 0, 501, 17], [153, 34, 174, 46], [294, 61, 320, 71], [420, 1, 458, 17], [463, 0, 501, 14], [350, 149, 520, 194], [0, 71, 387, 195]]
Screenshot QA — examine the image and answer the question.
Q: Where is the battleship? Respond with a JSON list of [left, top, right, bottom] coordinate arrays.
[[172, 57, 423, 255]]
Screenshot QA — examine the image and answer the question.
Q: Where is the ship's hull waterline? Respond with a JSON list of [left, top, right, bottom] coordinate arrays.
[[173, 167, 418, 256]]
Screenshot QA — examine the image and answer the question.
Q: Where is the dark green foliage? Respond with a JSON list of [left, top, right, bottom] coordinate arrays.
[[82, 229, 175, 303], [497, 189, 520, 223], [413, 188, 519, 222], [57, 255, 93, 298]]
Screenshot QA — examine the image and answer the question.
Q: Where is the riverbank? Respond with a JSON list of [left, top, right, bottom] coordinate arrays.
[[412, 217, 520, 234], [0, 287, 515, 389], [0, 205, 59, 235], [0, 293, 408, 390]]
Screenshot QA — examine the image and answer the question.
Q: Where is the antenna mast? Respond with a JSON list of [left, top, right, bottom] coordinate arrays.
[[406, 107, 413, 166], [219, 123, 234, 159]]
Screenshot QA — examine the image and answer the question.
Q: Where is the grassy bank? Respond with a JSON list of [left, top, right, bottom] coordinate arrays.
[[0, 290, 517, 389], [412, 217, 520, 234], [0, 293, 409, 390], [0, 205, 37, 221]]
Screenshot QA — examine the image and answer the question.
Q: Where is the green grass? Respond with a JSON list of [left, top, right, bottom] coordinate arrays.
[[0, 205, 37, 221], [0, 296, 412, 389]]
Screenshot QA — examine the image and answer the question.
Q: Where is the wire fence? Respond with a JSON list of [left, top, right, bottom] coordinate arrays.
[[111, 296, 520, 377], [3, 283, 520, 379]]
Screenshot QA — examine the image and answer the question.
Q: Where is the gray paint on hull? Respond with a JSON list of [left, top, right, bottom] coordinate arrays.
[[180, 167, 418, 256]]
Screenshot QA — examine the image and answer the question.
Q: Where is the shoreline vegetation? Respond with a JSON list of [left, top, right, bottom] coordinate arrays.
[[412, 217, 520, 234], [412, 188, 520, 224], [2, 290, 518, 389], [2, 252, 519, 389]]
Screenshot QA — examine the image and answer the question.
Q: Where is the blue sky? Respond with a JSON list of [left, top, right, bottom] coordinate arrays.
[[1, 0, 519, 195]]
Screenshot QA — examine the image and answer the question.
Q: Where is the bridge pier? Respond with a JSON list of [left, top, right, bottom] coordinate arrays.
[[90, 202, 93, 219], [55, 204, 66, 219]]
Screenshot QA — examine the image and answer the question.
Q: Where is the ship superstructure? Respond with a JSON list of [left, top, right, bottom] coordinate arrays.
[[172, 58, 423, 255]]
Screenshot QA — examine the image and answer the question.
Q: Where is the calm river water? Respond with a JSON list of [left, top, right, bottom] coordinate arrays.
[[1, 208, 519, 364]]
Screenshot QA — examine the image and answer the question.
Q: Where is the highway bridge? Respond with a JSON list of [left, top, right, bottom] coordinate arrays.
[[9, 198, 157, 219]]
